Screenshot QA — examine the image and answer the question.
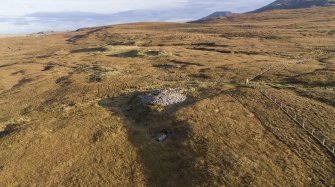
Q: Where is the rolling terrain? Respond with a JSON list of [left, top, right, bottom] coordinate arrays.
[[252, 0, 335, 13], [0, 6, 335, 186], [195, 11, 239, 22]]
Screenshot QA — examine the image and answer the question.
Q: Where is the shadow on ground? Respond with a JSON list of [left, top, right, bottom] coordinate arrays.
[[70, 47, 108, 53], [66, 28, 105, 43], [98, 91, 211, 186], [0, 124, 17, 139], [13, 78, 33, 89]]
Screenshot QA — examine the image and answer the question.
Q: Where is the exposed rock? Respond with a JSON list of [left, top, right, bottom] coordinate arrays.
[[139, 89, 187, 106]]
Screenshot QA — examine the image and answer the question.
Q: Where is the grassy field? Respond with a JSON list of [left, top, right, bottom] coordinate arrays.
[[0, 34, 28, 38], [0, 6, 334, 186]]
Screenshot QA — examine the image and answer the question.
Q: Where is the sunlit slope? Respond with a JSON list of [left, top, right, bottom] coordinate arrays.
[[0, 6, 334, 186]]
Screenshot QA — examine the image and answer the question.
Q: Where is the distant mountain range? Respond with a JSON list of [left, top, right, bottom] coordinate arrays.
[[193, 0, 335, 22], [251, 0, 335, 13], [194, 11, 239, 22]]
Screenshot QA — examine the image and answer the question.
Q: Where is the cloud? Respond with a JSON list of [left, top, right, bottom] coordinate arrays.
[[180, 0, 274, 13], [0, 0, 274, 34], [0, 0, 188, 16]]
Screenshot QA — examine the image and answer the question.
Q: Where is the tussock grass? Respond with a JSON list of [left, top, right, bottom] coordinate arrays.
[[0, 6, 335, 186]]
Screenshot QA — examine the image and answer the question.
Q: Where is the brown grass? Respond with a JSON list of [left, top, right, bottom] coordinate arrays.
[[0, 6, 334, 186]]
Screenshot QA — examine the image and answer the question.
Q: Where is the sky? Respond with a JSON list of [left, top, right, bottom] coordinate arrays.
[[0, 0, 274, 34]]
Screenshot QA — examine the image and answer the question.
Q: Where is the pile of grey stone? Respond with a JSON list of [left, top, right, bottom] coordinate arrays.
[[139, 89, 187, 106]]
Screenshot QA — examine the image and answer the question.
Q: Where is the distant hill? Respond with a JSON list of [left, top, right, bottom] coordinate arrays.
[[192, 11, 239, 23], [251, 0, 335, 13]]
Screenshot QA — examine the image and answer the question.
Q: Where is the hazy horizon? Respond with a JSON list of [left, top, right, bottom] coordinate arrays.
[[0, 0, 273, 34]]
